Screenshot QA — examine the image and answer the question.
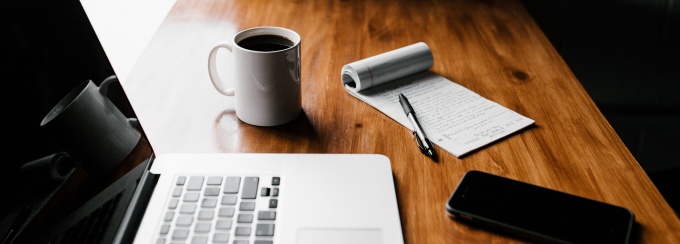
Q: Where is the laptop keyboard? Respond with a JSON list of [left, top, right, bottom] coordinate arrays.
[[157, 175, 280, 244]]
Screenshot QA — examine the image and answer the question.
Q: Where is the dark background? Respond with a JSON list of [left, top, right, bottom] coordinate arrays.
[[522, 0, 680, 215], [0, 0, 132, 220]]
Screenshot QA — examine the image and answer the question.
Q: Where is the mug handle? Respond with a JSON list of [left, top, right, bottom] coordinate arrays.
[[208, 41, 236, 96], [98, 75, 140, 128]]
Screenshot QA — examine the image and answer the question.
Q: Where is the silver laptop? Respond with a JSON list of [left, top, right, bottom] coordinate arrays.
[[134, 153, 402, 244], [0, 0, 403, 243]]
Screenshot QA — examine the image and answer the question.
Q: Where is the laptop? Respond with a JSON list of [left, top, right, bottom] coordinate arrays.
[[0, 0, 403, 243]]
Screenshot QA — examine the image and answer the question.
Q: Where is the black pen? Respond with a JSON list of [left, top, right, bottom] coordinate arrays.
[[398, 93, 436, 158]]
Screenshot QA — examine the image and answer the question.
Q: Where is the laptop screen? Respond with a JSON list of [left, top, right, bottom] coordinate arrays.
[[1, 0, 150, 238]]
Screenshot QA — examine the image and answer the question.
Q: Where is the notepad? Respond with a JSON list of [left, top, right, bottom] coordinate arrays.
[[341, 42, 535, 157]]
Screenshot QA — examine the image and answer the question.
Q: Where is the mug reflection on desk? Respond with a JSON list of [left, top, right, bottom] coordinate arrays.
[[40, 75, 141, 175]]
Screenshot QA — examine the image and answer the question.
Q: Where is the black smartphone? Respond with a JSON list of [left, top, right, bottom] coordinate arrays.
[[446, 170, 635, 244]]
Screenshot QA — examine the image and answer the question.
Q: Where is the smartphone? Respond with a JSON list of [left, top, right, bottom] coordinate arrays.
[[446, 170, 635, 244]]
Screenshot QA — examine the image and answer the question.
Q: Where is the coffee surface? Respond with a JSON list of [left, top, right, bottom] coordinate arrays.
[[238, 34, 293, 52]]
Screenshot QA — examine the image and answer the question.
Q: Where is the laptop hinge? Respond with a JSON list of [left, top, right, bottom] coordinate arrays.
[[113, 154, 159, 244]]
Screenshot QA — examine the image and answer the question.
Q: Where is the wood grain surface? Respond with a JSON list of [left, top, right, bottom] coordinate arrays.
[[121, 0, 680, 242]]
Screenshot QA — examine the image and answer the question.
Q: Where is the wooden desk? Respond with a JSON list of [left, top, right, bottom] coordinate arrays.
[[122, 0, 680, 242]]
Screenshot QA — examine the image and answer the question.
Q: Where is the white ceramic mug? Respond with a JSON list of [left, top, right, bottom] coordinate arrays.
[[208, 26, 302, 126], [40, 75, 141, 175]]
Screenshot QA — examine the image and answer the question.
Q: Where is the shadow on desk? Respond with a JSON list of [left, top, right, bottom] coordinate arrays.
[[212, 109, 323, 153]]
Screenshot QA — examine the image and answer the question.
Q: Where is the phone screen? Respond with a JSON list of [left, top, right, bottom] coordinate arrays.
[[446, 170, 635, 244]]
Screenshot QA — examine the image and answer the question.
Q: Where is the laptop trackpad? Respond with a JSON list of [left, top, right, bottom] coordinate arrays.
[[298, 228, 383, 244]]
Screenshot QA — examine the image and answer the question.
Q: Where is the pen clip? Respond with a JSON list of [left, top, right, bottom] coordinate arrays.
[[413, 131, 427, 151]]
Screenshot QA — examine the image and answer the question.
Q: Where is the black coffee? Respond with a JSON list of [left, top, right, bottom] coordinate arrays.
[[238, 34, 294, 52]]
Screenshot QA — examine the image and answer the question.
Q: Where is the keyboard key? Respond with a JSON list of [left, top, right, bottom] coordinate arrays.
[[207, 176, 223, 185], [187, 176, 204, 191], [272, 188, 279, 197], [183, 192, 200, 202], [237, 214, 253, 223], [198, 210, 214, 220], [258, 211, 276, 220], [180, 204, 197, 214], [191, 235, 208, 244], [201, 198, 217, 208], [255, 241, 273, 244], [160, 224, 171, 234], [242, 177, 259, 199], [172, 186, 182, 197], [204, 187, 220, 196], [176, 176, 186, 185], [172, 229, 189, 240], [164, 211, 174, 221], [240, 202, 256, 211], [221, 195, 237, 205], [233, 240, 249, 244], [156, 238, 165, 244], [269, 199, 278, 208], [255, 223, 275, 236], [176, 216, 193, 226], [213, 232, 229, 243], [194, 222, 211, 233], [218, 207, 235, 217], [235, 227, 251, 236], [215, 220, 232, 230], [271, 177, 280, 185], [223, 177, 241, 194], [168, 198, 179, 209], [215, 219, 232, 230], [261, 187, 271, 196]]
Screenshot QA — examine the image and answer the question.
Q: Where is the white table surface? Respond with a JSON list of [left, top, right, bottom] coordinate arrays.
[[81, 0, 177, 81]]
